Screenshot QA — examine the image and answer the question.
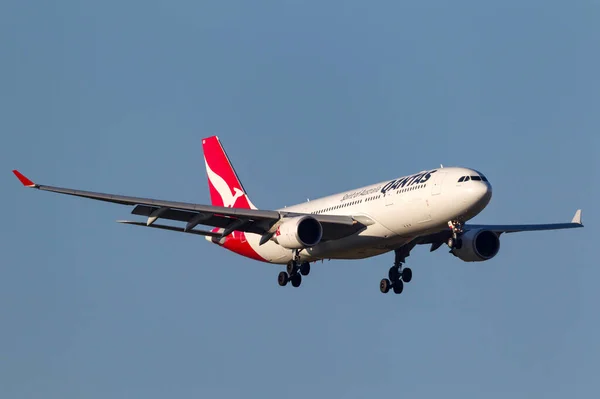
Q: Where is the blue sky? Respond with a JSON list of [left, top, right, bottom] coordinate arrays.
[[1, 1, 599, 398]]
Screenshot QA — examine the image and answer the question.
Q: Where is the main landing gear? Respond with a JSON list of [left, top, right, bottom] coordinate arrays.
[[380, 247, 413, 295], [278, 250, 311, 288], [380, 264, 412, 294]]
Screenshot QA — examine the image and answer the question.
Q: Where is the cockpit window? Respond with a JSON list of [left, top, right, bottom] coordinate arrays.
[[464, 176, 470, 182], [473, 170, 489, 182], [458, 176, 465, 182], [471, 175, 482, 181]]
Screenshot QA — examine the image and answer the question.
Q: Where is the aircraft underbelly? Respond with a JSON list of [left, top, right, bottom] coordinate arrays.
[[306, 233, 413, 260]]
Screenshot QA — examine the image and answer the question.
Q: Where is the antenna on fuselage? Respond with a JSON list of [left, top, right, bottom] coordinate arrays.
[[440, 164, 444, 168]]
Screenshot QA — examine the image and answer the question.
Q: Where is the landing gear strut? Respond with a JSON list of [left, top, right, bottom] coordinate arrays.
[[447, 220, 464, 249], [278, 250, 311, 288], [380, 247, 413, 295]]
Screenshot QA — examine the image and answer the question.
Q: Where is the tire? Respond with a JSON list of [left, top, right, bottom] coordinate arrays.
[[286, 261, 297, 275], [291, 273, 302, 288], [278, 271, 289, 286], [300, 262, 311, 276], [393, 279, 404, 294], [388, 266, 400, 281], [380, 278, 391, 294], [401, 267, 412, 283]]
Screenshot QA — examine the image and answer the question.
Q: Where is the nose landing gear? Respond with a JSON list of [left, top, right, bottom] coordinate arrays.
[[447, 220, 464, 249]]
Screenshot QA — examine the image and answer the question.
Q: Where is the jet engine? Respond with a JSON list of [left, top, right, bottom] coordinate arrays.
[[273, 216, 323, 249], [452, 229, 500, 262]]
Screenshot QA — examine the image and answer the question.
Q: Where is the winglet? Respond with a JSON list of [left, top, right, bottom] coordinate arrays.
[[571, 209, 582, 225], [12, 170, 37, 188]]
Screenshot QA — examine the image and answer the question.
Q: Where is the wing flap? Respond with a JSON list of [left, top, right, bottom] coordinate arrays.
[[117, 220, 222, 237], [131, 205, 268, 234], [132, 205, 200, 223]]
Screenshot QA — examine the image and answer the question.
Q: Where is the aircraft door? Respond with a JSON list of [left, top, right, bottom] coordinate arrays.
[[385, 192, 394, 206], [431, 172, 446, 196]]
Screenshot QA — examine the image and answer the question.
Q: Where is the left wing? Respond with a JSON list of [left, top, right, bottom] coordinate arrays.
[[413, 209, 583, 253], [12, 170, 367, 241], [465, 209, 583, 234]]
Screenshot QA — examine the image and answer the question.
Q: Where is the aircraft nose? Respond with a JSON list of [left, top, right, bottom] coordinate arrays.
[[461, 179, 492, 206], [472, 181, 492, 206]]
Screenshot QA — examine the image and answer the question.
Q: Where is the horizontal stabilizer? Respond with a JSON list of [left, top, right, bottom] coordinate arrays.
[[117, 220, 222, 237]]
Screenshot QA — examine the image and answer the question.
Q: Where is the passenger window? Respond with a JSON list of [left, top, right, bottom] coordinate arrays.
[[458, 176, 465, 182]]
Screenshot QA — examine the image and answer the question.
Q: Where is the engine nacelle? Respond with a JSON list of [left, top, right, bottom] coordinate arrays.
[[273, 216, 323, 249], [452, 229, 500, 262]]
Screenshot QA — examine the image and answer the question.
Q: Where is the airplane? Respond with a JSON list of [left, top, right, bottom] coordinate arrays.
[[12, 136, 584, 295]]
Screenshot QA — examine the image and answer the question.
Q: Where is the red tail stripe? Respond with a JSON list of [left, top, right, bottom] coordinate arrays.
[[202, 136, 253, 209]]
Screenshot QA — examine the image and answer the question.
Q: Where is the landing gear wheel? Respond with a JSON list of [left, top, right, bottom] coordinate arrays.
[[393, 280, 404, 294], [286, 261, 297, 276], [388, 266, 400, 281], [401, 267, 412, 283], [291, 273, 302, 288], [278, 271, 289, 287], [448, 237, 463, 249], [380, 278, 391, 294], [300, 262, 310, 276]]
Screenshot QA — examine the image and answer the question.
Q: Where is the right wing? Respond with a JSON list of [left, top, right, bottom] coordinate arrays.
[[12, 170, 366, 242]]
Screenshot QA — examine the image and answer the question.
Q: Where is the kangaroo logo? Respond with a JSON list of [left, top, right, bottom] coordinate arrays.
[[204, 157, 245, 208]]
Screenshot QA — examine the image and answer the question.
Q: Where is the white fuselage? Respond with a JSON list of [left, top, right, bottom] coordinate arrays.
[[230, 167, 493, 264]]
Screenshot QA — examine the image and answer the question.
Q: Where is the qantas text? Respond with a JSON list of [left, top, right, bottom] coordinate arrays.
[[380, 170, 438, 195]]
